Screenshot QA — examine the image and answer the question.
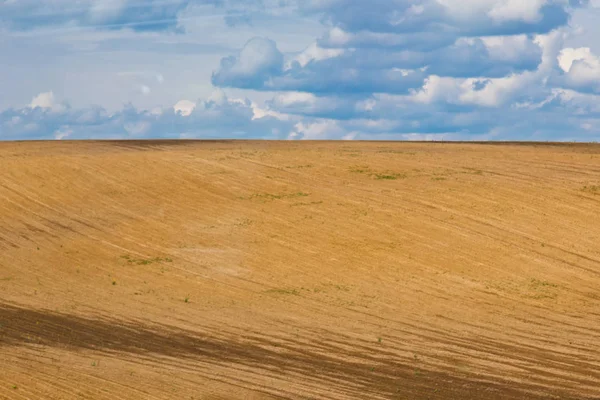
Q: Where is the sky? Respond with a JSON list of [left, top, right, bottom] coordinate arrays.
[[1, 0, 600, 141]]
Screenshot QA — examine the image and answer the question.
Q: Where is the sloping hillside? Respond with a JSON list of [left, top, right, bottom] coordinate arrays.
[[1, 141, 600, 399]]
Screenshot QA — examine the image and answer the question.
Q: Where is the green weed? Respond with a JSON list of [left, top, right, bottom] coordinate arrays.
[[582, 185, 600, 194], [374, 173, 405, 180], [291, 201, 323, 207], [121, 255, 173, 265], [350, 166, 406, 180], [286, 164, 313, 169], [234, 218, 253, 227], [462, 167, 484, 175], [240, 192, 310, 201], [525, 279, 559, 300], [530, 279, 557, 289], [323, 283, 350, 292]]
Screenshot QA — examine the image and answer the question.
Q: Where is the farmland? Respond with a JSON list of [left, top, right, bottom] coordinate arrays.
[[1, 141, 600, 399]]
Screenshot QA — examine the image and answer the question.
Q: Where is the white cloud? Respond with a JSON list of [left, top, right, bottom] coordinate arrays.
[[487, 0, 546, 23], [459, 74, 531, 107], [409, 73, 534, 109], [30, 91, 56, 109], [288, 120, 345, 140], [88, 0, 127, 23], [287, 42, 344, 68], [1, 90, 297, 140], [436, 0, 565, 24], [212, 37, 284, 88], [411, 75, 463, 104], [207, 89, 227, 106], [173, 100, 196, 116], [482, 35, 541, 62], [557, 47, 600, 93], [250, 103, 290, 120], [558, 47, 594, 72], [29, 91, 66, 112], [1, 0, 599, 142], [272, 92, 317, 107], [53, 126, 73, 140]]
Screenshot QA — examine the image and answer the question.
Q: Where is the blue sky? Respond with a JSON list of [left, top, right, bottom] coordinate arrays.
[[1, 0, 600, 141]]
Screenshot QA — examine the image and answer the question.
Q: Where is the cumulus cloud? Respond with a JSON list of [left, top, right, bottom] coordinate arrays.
[[173, 100, 197, 116], [212, 37, 284, 88], [212, 1, 579, 95], [257, 24, 599, 140], [556, 47, 600, 93], [29, 91, 67, 113], [0, 91, 294, 141], [1, 0, 599, 142], [213, 39, 427, 94], [212, 36, 543, 93], [288, 42, 345, 68], [3, 86, 600, 141], [318, 27, 455, 51], [30, 92, 57, 110], [205, 0, 600, 141], [299, 0, 577, 36], [288, 120, 347, 140]]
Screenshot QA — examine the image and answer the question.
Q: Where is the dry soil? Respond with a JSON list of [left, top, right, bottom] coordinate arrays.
[[1, 141, 600, 399]]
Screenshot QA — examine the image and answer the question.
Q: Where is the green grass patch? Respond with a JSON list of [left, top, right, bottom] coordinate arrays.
[[582, 185, 600, 194], [286, 164, 313, 169], [233, 218, 253, 227], [462, 167, 484, 175], [323, 283, 351, 292], [240, 192, 310, 201], [374, 173, 406, 180], [350, 166, 406, 180], [291, 201, 323, 207], [525, 278, 559, 300], [530, 279, 557, 289], [121, 255, 173, 265]]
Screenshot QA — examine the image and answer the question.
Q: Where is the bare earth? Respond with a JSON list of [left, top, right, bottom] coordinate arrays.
[[1, 141, 600, 399]]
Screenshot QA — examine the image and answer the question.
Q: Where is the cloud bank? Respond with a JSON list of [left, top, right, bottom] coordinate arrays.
[[1, 91, 292, 141], [1, 0, 599, 141]]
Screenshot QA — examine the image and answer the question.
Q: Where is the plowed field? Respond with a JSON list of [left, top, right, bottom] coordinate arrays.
[[1, 141, 600, 399]]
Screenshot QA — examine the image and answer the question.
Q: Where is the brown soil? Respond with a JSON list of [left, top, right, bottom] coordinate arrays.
[[1, 140, 600, 399]]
